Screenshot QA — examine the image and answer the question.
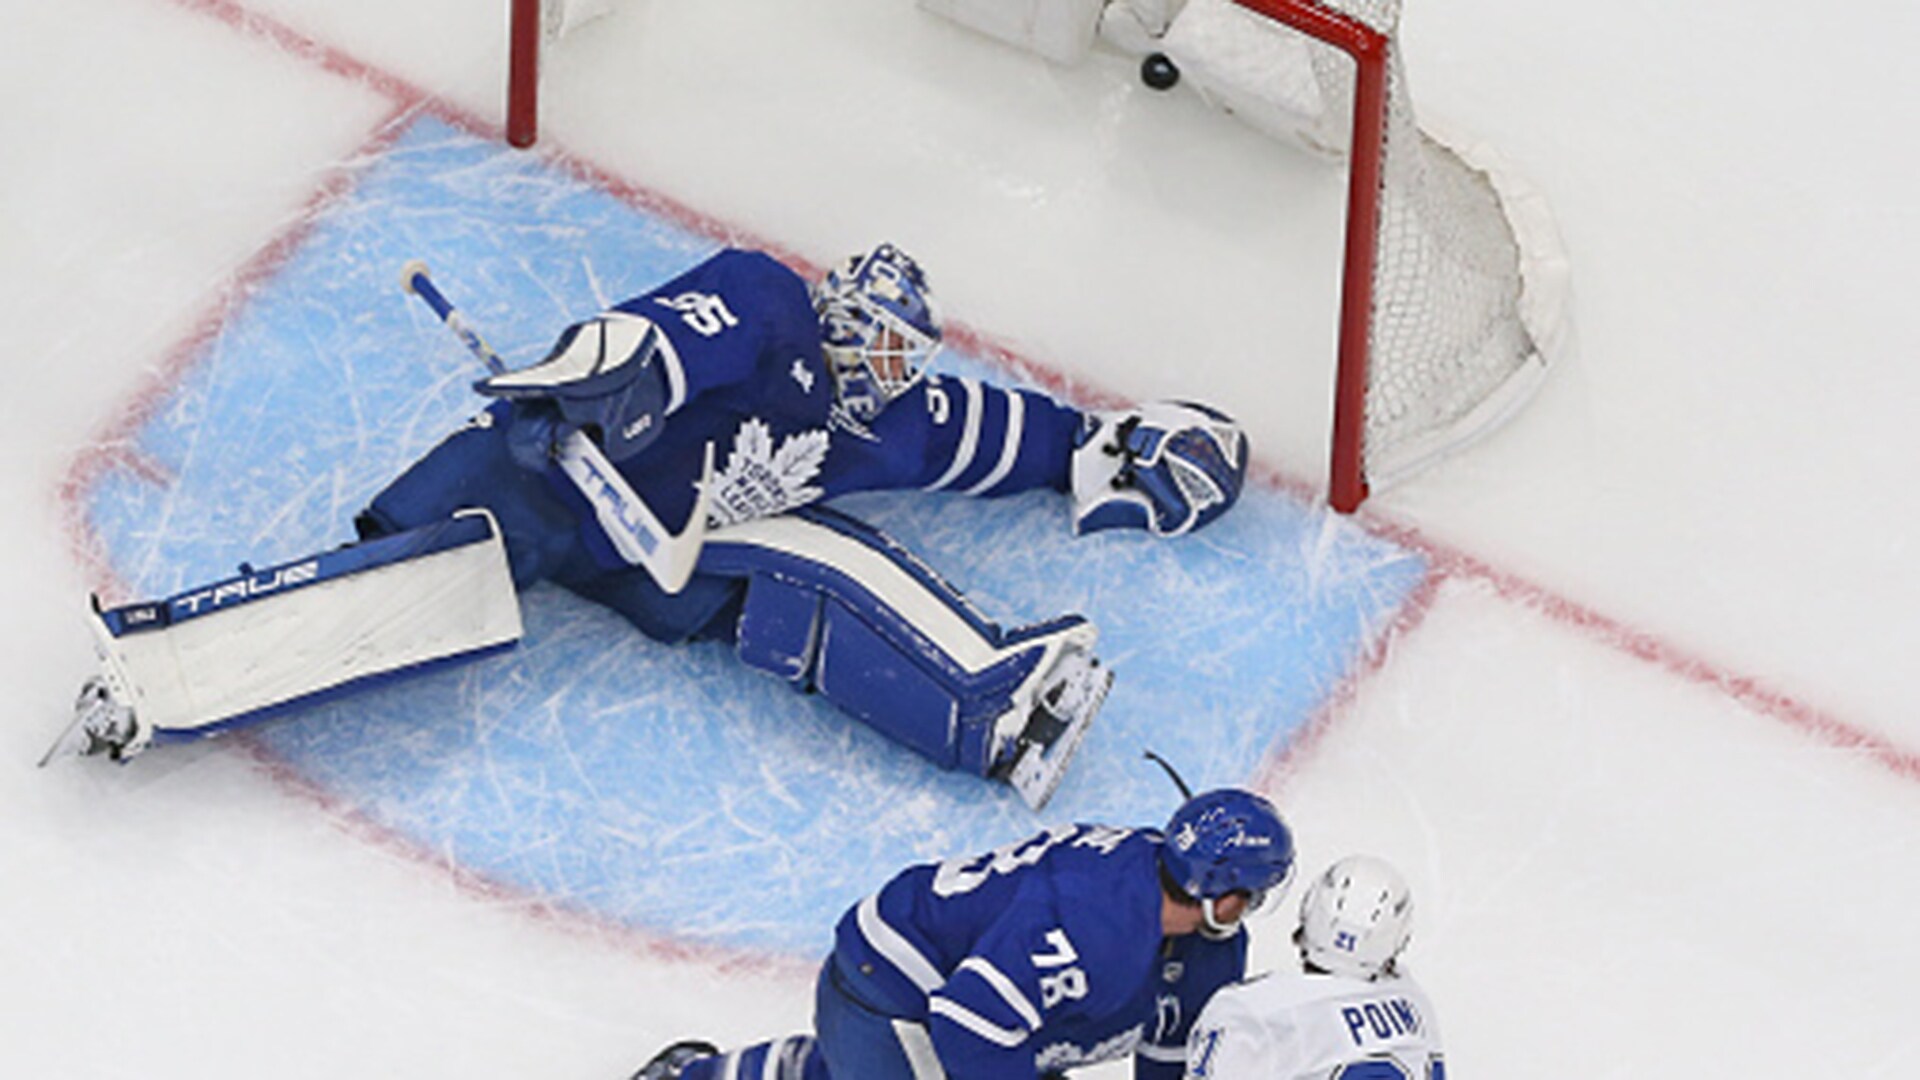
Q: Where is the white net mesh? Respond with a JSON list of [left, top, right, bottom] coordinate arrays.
[[1167, 0, 1567, 496], [1308, 0, 1557, 486]]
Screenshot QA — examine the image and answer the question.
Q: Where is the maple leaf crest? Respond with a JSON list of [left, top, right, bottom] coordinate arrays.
[[728, 417, 775, 470], [706, 419, 831, 526], [769, 429, 829, 498]]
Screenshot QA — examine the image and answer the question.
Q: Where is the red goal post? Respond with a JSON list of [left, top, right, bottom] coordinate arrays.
[[508, 0, 616, 148], [1237, 0, 1394, 511], [506, 0, 546, 148], [1185, 0, 1568, 511]]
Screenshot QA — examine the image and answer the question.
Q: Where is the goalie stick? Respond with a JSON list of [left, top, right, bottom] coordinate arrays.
[[400, 261, 713, 594]]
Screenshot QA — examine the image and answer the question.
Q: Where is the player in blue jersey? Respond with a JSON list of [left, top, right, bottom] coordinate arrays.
[[628, 788, 1295, 1080], [47, 244, 1250, 808]]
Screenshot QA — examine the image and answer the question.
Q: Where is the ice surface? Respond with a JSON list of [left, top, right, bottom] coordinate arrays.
[[5, 1, 1917, 1078], [74, 115, 1424, 956]]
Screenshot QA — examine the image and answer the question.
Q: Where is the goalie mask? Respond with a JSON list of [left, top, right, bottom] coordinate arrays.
[[1161, 788, 1297, 940], [815, 243, 943, 422]]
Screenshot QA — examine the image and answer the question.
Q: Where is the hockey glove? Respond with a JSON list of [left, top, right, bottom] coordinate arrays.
[[501, 400, 576, 473], [1070, 401, 1248, 537], [475, 312, 674, 462]]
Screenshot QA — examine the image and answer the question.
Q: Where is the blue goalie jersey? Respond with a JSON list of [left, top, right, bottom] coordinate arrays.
[[831, 824, 1247, 1080], [364, 247, 1096, 646], [583, 248, 1084, 537]]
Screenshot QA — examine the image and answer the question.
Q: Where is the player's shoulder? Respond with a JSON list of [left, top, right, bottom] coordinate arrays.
[[1048, 825, 1164, 963], [1053, 822, 1160, 879], [1189, 972, 1306, 1059], [1208, 971, 1354, 1017], [870, 370, 955, 420], [1224, 970, 1438, 1033], [704, 247, 811, 297], [994, 822, 1156, 898], [632, 247, 810, 308]]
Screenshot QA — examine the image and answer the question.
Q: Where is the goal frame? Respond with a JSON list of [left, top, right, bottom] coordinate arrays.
[[1231, 0, 1388, 513]]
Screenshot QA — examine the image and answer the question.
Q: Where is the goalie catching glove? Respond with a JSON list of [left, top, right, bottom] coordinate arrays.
[[1070, 400, 1248, 537]]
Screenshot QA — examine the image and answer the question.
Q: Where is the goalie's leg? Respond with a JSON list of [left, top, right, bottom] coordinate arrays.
[[698, 506, 1112, 810], [41, 510, 523, 765]]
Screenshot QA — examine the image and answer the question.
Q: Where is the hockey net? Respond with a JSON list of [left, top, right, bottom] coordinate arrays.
[[1165, 0, 1569, 510]]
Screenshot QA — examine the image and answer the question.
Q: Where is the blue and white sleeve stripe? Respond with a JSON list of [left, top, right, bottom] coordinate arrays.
[[923, 378, 985, 493], [955, 957, 1042, 1029], [959, 390, 1024, 496], [928, 954, 1043, 1050], [927, 997, 1030, 1048], [857, 892, 945, 994], [920, 381, 1071, 498]]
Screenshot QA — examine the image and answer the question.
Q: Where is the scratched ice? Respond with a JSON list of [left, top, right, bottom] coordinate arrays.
[[78, 117, 1428, 956]]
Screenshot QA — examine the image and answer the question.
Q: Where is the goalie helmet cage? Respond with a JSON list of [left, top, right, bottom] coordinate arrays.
[[504, 0, 1567, 511]]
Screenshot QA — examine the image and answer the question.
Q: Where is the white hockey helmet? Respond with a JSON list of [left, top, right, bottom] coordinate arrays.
[[814, 243, 942, 422], [1297, 855, 1414, 980]]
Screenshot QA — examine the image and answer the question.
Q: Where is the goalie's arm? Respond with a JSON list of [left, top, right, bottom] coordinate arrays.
[[470, 248, 815, 464], [853, 381, 1250, 538], [401, 261, 713, 594]]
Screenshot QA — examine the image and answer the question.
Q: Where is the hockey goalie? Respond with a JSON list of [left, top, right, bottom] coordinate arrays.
[[46, 243, 1251, 811]]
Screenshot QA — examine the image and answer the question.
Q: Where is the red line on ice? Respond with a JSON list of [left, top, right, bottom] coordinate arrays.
[[1367, 519, 1920, 781]]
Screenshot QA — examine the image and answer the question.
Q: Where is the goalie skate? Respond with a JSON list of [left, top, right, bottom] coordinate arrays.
[[1001, 645, 1112, 810], [38, 675, 146, 766]]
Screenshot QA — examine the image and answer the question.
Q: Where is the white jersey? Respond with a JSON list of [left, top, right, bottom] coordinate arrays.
[[1183, 969, 1444, 1080]]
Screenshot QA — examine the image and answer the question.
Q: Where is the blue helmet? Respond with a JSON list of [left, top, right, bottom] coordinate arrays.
[[1161, 789, 1296, 935], [815, 243, 942, 422]]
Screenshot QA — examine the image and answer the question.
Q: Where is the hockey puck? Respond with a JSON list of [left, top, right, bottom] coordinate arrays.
[[1141, 53, 1181, 91]]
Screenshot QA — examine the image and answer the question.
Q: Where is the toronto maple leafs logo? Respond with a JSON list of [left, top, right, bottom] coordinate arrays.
[[705, 418, 831, 527]]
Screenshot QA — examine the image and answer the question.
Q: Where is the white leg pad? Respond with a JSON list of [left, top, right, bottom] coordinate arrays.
[[92, 509, 522, 744]]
